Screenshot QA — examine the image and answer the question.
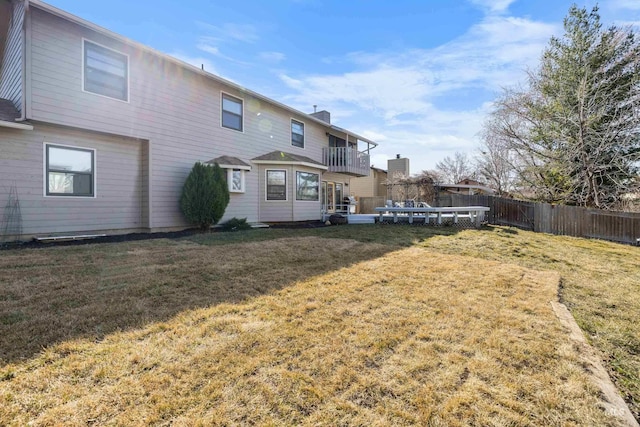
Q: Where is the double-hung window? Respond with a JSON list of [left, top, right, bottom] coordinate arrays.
[[46, 144, 95, 197], [291, 119, 304, 148], [222, 93, 243, 131], [83, 40, 128, 102], [266, 170, 286, 201]]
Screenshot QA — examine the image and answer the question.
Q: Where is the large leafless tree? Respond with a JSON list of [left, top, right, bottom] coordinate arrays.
[[482, 6, 640, 209], [435, 152, 477, 184]]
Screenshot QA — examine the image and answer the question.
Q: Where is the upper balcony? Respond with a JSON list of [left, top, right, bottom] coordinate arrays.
[[322, 147, 370, 177]]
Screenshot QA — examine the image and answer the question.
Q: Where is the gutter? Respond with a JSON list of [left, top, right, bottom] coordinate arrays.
[[15, 0, 28, 122], [252, 159, 328, 171], [0, 119, 33, 130]]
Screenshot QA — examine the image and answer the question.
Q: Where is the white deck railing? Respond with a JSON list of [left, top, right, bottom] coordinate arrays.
[[374, 206, 490, 228], [322, 147, 370, 176]]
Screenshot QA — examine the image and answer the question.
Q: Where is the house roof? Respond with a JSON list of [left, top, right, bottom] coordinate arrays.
[[439, 183, 496, 194], [206, 156, 251, 170], [251, 151, 328, 170], [28, 0, 378, 148]]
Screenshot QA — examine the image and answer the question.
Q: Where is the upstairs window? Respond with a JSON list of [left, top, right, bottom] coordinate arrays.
[[291, 119, 304, 148], [83, 40, 128, 102], [222, 93, 243, 131], [46, 144, 95, 197]]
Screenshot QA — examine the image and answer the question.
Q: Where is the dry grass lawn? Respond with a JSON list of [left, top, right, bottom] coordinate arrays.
[[420, 227, 640, 421], [0, 227, 634, 425]]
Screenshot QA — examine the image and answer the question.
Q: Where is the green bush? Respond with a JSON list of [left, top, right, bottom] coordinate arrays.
[[180, 162, 229, 230], [220, 217, 252, 232]]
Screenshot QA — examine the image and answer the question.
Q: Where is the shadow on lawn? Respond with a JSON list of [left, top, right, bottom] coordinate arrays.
[[0, 224, 465, 364]]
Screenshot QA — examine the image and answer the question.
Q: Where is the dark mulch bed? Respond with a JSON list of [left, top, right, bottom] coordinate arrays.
[[265, 220, 328, 229], [0, 229, 203, 251], [0, 221, 330, 251]]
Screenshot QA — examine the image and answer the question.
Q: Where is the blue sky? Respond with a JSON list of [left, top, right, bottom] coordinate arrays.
[[45, 0, 640, 174]]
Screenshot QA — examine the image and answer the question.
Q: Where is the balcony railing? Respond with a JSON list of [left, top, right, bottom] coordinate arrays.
[[322, 147, 370, 177]]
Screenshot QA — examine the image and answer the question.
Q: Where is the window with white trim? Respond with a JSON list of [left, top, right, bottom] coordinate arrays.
[[266, 170, 286, 200], [84, 40, 128, 101], [227, 168, 245, 193], [291, 119, 304, 148], [46, 144, 95, 197], [296, 171, 319, 201], [222, 93, 243, 131]]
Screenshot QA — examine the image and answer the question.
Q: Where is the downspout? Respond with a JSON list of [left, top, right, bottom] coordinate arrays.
[[290, 165, 294, 221], [16, 0, 28, 122]]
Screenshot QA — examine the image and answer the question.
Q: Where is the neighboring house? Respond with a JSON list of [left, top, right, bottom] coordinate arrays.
[[0, 0, 376, 239], [349, 166, 387, 199], [439, 179, 496, 196]]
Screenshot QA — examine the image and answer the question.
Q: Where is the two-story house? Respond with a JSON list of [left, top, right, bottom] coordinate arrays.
[[0, 0, 376, 240]]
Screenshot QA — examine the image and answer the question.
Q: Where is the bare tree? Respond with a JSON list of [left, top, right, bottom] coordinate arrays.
[[384, 170, 439, 204], [435, 152, 477, 184], [477, 115, 525, 197], [481, 6, 640, 209]]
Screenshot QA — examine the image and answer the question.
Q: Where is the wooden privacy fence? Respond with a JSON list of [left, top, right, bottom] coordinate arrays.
[[445, 194, 640, 246], [357, 196, 386, 214]]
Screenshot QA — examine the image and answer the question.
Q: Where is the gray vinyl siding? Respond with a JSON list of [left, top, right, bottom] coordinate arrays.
[[140, 140, 150, 228], [259, 165, 293, 222], [349, 173, 375, 198], [350, 169, 388, 198], [257, 165, 322, 222], [0, 123, 147, 238], [24, 7, 354, 230], [0, 0, 24, 110]]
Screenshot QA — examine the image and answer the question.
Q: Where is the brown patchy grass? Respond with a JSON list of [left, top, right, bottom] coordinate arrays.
[[0, 236, 391, 363], [0, 225, 634, 425], [420, 226, 640, 421]]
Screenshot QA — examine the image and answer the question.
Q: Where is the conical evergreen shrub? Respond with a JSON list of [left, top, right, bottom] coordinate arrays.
[[180, 162, 230, 230]]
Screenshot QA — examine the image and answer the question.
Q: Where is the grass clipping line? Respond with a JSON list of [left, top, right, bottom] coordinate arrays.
[[0, 241, 617, 426]]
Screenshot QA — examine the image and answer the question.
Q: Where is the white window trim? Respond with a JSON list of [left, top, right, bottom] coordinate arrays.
[[295, 170, 320, 202], [291, 117, 305, 149], [227, 169, 246, 193], [43, 142, 97, 199], [218, 163, 250, 194], [81, 38, 130, 104], [220, 91, 244, 133], [265, 169, 287, 202]]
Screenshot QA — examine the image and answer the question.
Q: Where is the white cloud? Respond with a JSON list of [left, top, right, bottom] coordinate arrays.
[[468, 0, 516, 14], [197, 44, 220, 56], [259, 51, 286, 63], [277, 14, 557, 171], [196, 22, 260, 44], [608, 0, 640, 11], [169, 52, 218, 74], [167, 52, 238, 83], [195, 42, 252, 66], [280, 15, 555, 121]]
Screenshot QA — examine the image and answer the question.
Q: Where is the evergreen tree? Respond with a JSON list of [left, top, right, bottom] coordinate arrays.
[[483, 5, 640, 208], [180, 162, 229, 230]]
